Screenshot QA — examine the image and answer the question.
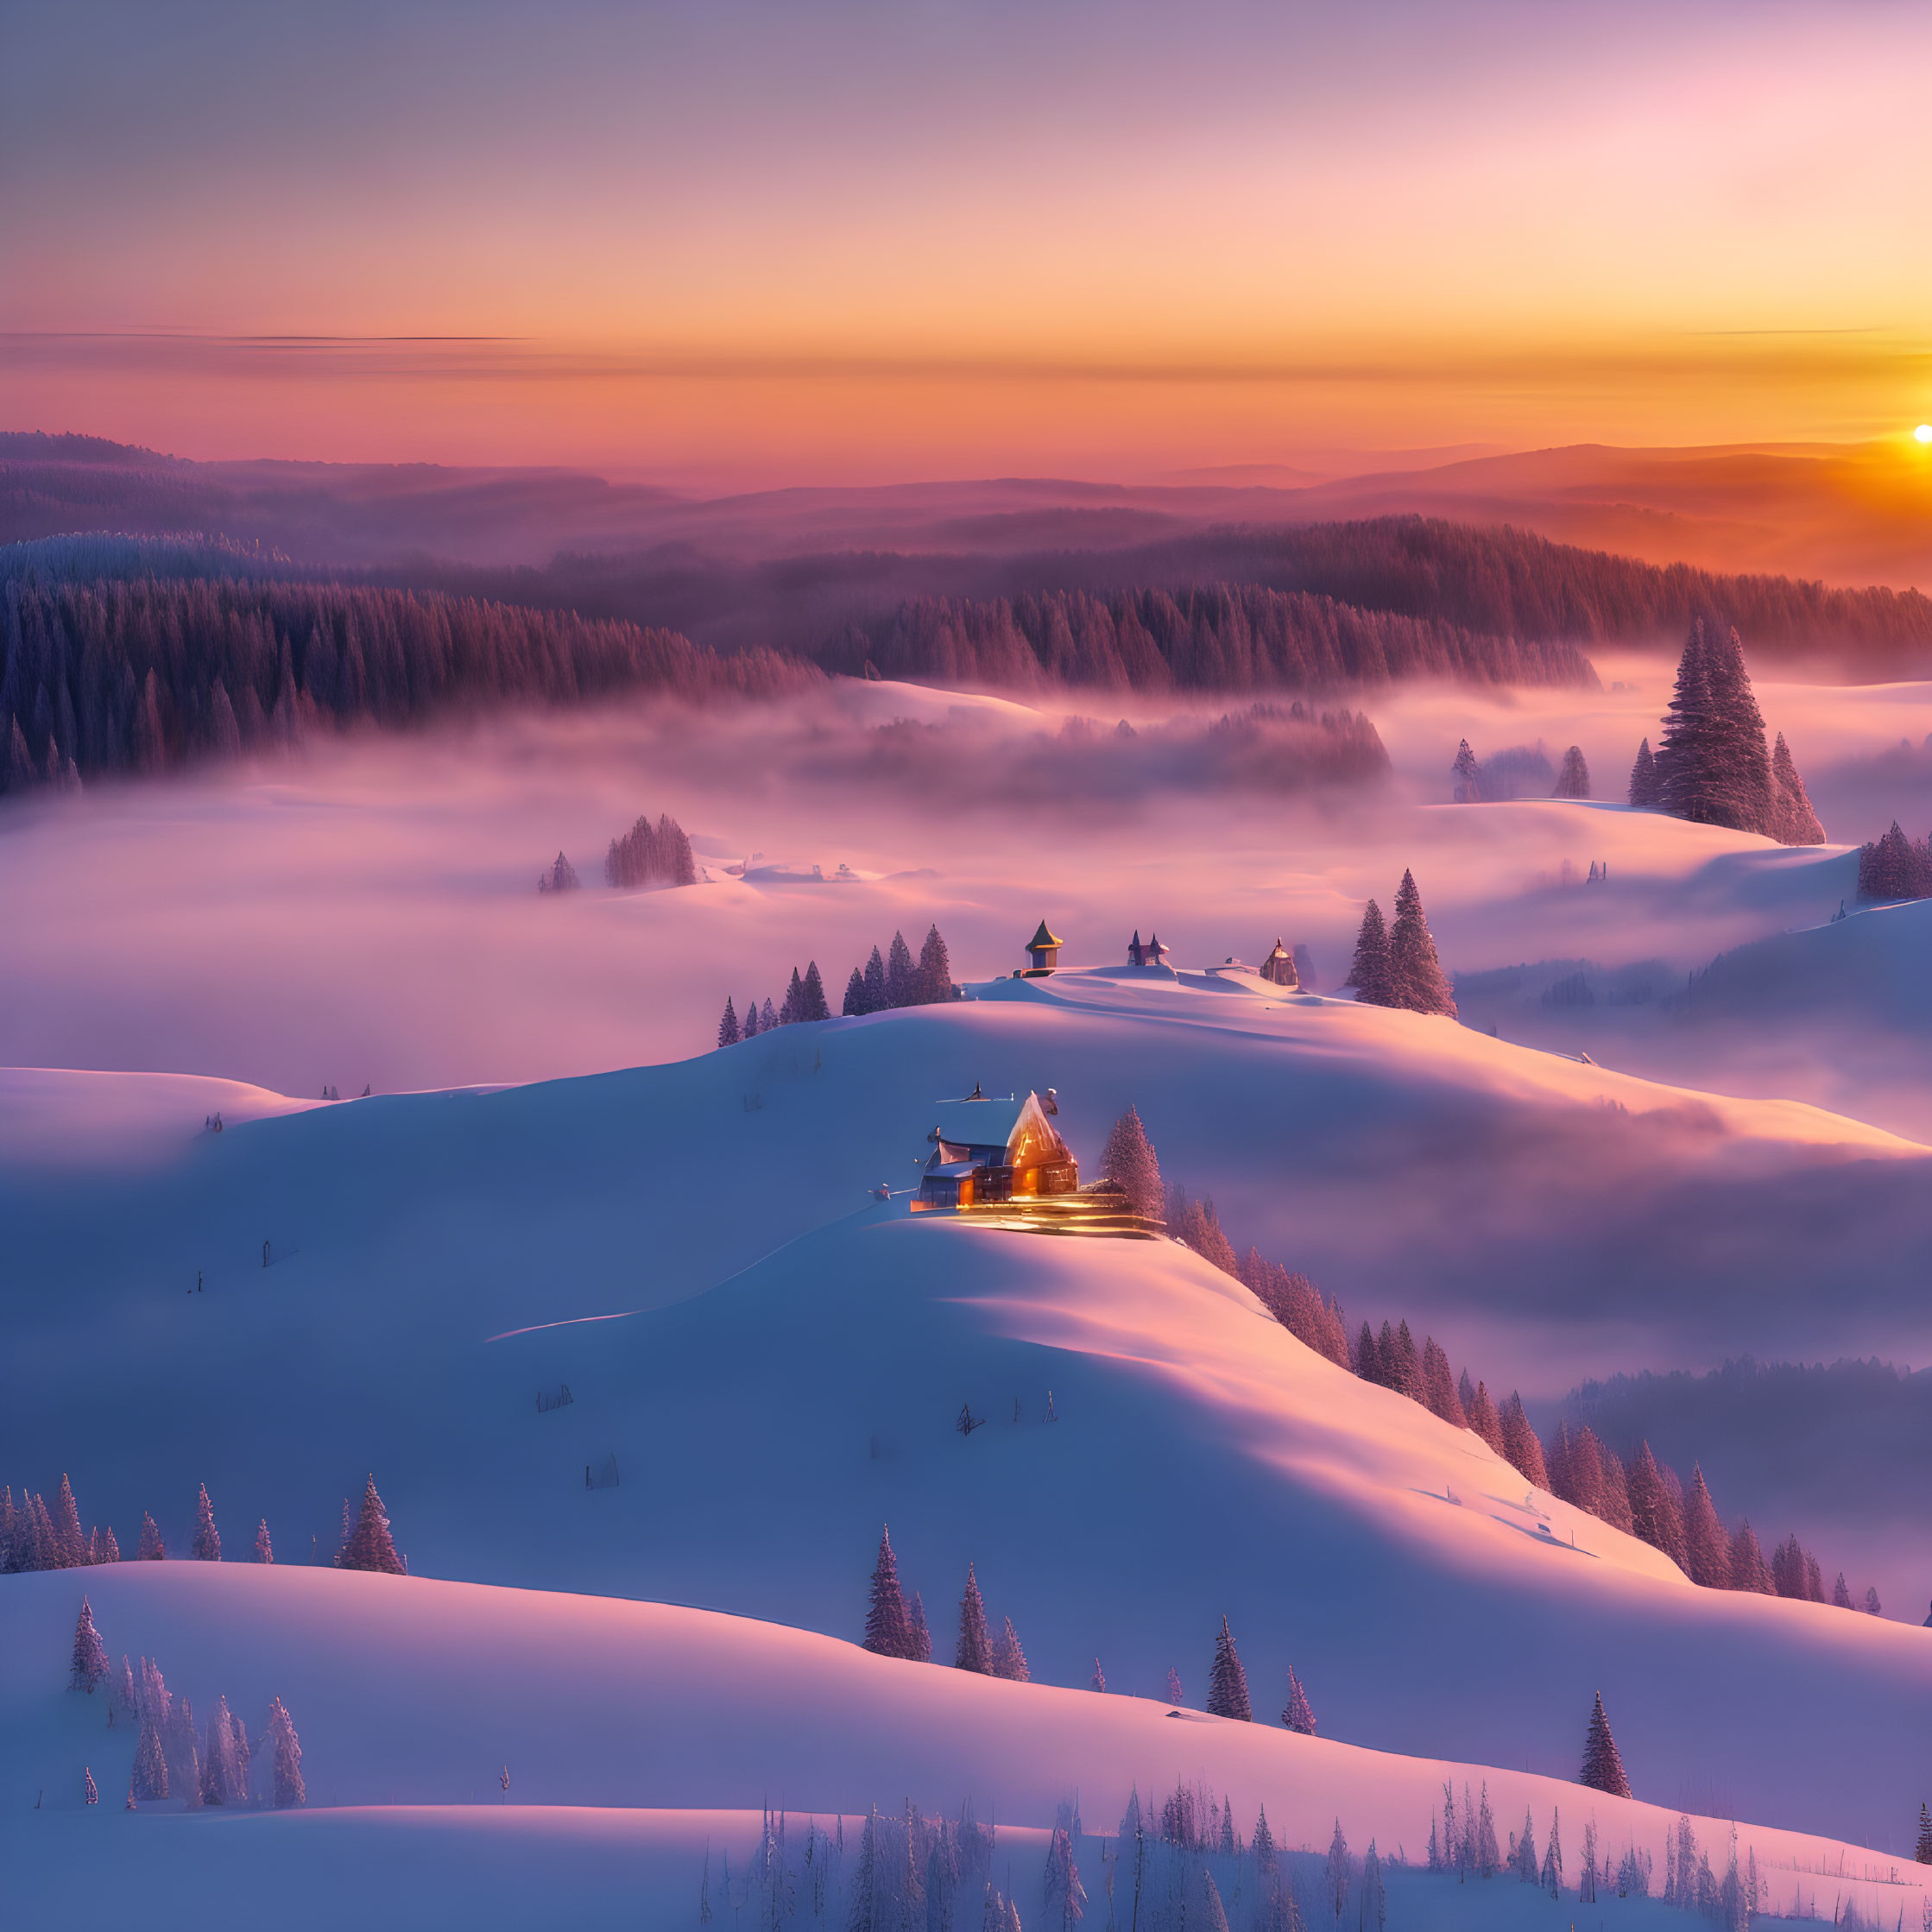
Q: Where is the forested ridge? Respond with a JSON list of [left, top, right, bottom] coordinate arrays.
[[819, 581, 1600, 692], [0, 555, 812, 792]]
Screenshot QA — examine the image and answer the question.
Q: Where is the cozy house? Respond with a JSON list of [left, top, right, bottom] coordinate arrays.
[[1126, 931, 1171, 969], [912, 1083, 1079, 1211], [1022, 920, 1063, 973]]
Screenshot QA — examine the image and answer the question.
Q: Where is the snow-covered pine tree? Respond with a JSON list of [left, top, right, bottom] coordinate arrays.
[[1475, 1783, 1500, 1877], [1176, 1197, 1240, 1278], [1089, 1658, 1106, 1692], [862, 946, 887, 1013], [1916, 1803, 1932, 1864], [1361, 1841, 1385, 1930], [1343, 900, 1392, 1007], [918, 925, 954, 1004], [862, 1525, 915, 1658], [1280, 1667, 1316, 1734], [1769, 733, 1824, 843], [98, 1524, 119, 1563], [1252, 1803, 1278, 1872], [1552, 746, 1590, 799], [842, 969, 867, 1017], [800, 962, 830, 1021], [1418, 1336, 1466, 1425], [267, 1696, 305, 1807], [1676, 1465, 1729, 1588], [52, 1474, 85, 1568], [70, 1597, 108, 1692], [1832, 1572, 1853, 1608], [1540, 1809, 1563, 1897], [1382, 1319, 1422, 1400], [1729, 1519, 1774, 1594], [255, 1519, 274, 1563], [1628, 737, 1661, 808], [1866, 1586, 1883, 1615], [1626, 1444, 1689, 1570], [1463, 1379, 1505, 1453], [133, 1716, 168, 1800], [1498, 1393, 1550, 1487], [742, 997, 761, 1039], [1196, 1866, 1230, 1932], [1325, 1821, 1353, 1921], [84, 1765, 98, 1806], [760, 997, 777, 1031], [337, 1475, 404, 1574], [1512, 1809, 1538, 1882], [201, 1695, 241, 1805], [1165, 1667, 1184, 1705], [780, 968, 805, 1025], [167, 1694, 203, 1808], [1354, 1322, 1380, 1384], [1043, 1823, 1087, 1929], [1580, 1690, 1632, 1797], [991, 1617, 1030, 1682], [1206, 1616, 1253, 1720], [193, 1483, 220, 1561], [885, 931, 916, 1008], [1452, 738, 1482, 802], [1387, 869, 1457, 1017], [717, 997, 742, 1047], [117, 1656, 136, 1714], [136, 1512, 164, 1560], [907, 1590, 932, 1663], [956, 1563, 992, 1673], [1097, 1106, 1164, 1221]]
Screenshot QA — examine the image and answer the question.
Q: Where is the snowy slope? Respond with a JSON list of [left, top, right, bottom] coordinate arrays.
[[2, 1563, 1923, 1931], [5, 998, 1932, 1850]]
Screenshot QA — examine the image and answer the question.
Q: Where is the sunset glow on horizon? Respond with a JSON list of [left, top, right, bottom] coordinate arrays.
[[5, 1, 1931, 481]]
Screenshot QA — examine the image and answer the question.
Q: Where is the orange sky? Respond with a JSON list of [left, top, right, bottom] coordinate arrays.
[[4, 3, 1931, 482]]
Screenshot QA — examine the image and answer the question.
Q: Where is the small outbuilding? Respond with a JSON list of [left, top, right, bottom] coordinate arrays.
[[1259, 938, 1298, 988], [1023, 921, 1064, 973]]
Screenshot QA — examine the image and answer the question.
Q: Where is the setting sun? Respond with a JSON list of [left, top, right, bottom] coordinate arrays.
[[1916, 424, 1932, 444]]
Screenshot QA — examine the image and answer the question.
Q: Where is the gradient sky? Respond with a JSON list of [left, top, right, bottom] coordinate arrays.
[[4, 0, 1931, 480]]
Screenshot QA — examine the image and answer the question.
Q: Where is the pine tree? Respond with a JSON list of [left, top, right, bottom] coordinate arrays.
[[1325, 1821, 1352, 1923], [1730, 1518, 1774, 1594], [1252, 1803, 1279, 1872], [1626, 1444, 1689, 1570], [1206, 1616, 1253, 1720], [1418, 1336, 1466, 1425], [907, 1590, 932, 1663], [1466, 1380, 1506, 1454], [1628, 738, 1661, 807], [760, 997, 777, 1032], [1165, 1667, 1184, 1705], [267, 1696, 305, 1808], [1580, 1690, 1632, 1797], [1474, 1784, 1500, 1876], [1681, 1466, 1730, 1588], [956, 1563, 992, 1673], [230, 1705, 252, 1801], [52, 1474, 85, 1568], [1343, 900, 1392, 1007], [717, 997, 742, 1047], [98, 1525, 119, 1563], [1766, 732, 1823, 843], [1097, 1106, 1164, 1220], [1866, 1585, 1883, 1615], [1832, 1571, 1853, 1608], [862, 946, 887, 1013], [862, 1525, 915, 1659], [70, 1596, 108, 1692], [193, 1483, 220, 1561], [1916, 1803, 1932, 1864], [136, 1512, 164, 1560], [169, 1693, 203, 1808], [885, 931, 916, 1007], [337, 1475, 404, 1574], [1281, 1667, 1316, 1734], [799, 962, 830, 1022], [1499, 1393, 1550, 1488], [780, 967, 805, 1025], [1540, 1808, 1563, 1897], [1552, 746, 1590, 799], [202, 1694, 241, 1805], [1089, 1657, 1106, 1692], [1381, 1319, 1422, 1401], [1656, 622, 1776, 831], [1044, 1823, 1088, 1929], [255, 1519, 274, 1563], [991, 1617, 1029, 1682], [918, 925, 954, 1004], [84, 1765, 98, 1806], [841, 969, 867, 1018], [1387, 870, 1457, 1016], [1354, 1321, 1380, 1384], [742, 996, 760, 1039], [1177, 1197, 1240, 1278], [133, 1718, 168, 1800], [1452, 738, 1482, 802]]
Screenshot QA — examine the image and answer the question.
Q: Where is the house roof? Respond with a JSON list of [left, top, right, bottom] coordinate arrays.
[[1027, 920, 1062, 951], [932, 1094, 1028, 1148]]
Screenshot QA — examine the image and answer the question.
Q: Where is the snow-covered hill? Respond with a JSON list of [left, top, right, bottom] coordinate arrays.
[[2, 1563, 1923, 1932]]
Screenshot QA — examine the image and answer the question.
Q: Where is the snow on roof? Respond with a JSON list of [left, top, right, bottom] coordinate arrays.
[[931, 1092, 1029, 1147]]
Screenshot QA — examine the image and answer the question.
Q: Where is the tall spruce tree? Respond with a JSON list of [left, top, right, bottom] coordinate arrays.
[[1626, 1444, 1689, 1571], [780, 968, 805, 1025], [1206, 1616, 1253, 1721], [907, 1590, 932, 1663], [918, 925, 954, 1004], [862, 1525, 915, 1659], [132, 1718, 169, 1800], [52, 1475, 85, 1568], [267, 1696, 306, 1808], [799, 962, 830, 1021], [1628, 737, 1661, 807], [1344, 900, 1393, 1007], [1916, 1803, 1932, 1864], [337, 1476, 404, 1574], [1387, 870, 1457, 1017], [1552, 746, 1590, 799], [885, 931, 917, 1007], [1769, 732, 1825, 843], [1097, 1106, 1164, 1221], [193, 1483, 220, 1561], [955, 1563, 992, 1673], [254, 1519, 274, 1563], [1281, 1667, 1316, 1734], [1655, 622, 1778, 831], [1579, 1691, 1632, 1798], [991, 1617, 1030, 1682], [717, 997, 742, 1047], [1499, 1393, 1550, 1488], [1452, 738, 1482, 802], [1466, 1380, 1505, 1454], [841, 969, 867, 1017], [136, 1512, 164, 1560], [1730, 1518, 1774, 1594], [862, 946, 887, 1013], [70, 1597, 108, 1692], [1682, 1466, 1732, 1588]]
